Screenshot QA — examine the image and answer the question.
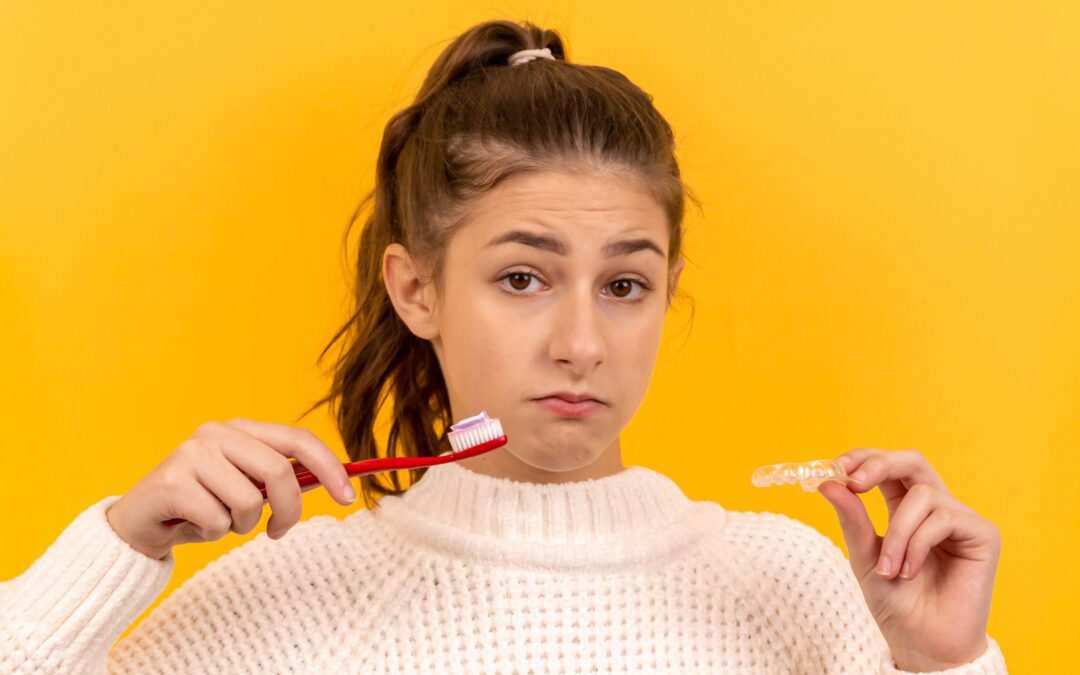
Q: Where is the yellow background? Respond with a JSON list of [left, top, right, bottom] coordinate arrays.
[[3, 2, 1077, 671]]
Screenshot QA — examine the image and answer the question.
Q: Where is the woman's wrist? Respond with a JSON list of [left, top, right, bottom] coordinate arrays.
[[106, 499, 171, 561], [890, 635, 989, 672]]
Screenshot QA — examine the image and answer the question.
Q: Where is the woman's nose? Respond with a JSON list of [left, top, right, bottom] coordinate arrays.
[[548, 287, 607, 371]]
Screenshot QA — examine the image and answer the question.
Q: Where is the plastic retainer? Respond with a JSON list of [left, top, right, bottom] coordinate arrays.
[[750, 459, 849, 492]]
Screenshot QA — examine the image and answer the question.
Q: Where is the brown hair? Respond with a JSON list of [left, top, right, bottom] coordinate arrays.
[[295, 19, 700, 510]]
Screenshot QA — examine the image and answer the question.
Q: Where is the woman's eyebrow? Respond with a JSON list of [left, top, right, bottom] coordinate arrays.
[[484, 229, 665, 258]]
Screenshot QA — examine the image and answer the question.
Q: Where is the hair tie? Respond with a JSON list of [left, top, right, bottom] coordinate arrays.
[[508, 47, 555, 66]]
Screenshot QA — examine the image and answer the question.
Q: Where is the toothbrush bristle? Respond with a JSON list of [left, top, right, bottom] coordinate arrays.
[[447, 417, 504, 452]]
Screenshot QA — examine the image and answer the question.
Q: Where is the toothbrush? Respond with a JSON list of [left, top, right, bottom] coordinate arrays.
[[162, 410, 507, 527]]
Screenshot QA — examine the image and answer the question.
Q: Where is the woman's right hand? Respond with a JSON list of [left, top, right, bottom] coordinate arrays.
[[104, 418, 358, 560]]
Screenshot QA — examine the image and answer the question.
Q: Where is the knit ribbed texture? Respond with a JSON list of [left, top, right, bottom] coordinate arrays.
[[0, 462, 1008, 673], [0, 494, 173, 673]]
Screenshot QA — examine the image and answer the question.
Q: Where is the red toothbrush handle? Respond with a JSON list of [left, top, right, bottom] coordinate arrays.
[[161, 435, 507, 527]]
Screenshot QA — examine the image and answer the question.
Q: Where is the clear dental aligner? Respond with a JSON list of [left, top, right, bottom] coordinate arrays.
[[751, 459, 849, 492]]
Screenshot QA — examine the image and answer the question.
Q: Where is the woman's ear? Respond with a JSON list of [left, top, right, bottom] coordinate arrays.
[[382, 243, 440, 340]]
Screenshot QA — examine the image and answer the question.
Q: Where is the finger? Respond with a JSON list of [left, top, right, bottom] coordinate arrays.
[[168, 478, 234, 543], [842, 449, 951, 518], [192, 447, 269, 535], [898, 508, 950, 580], [902, 508, 998, 579], [876, 483, 941, 579], [816, 480, 883, 579], [224, 418, 356, 506], [836, 448, 948, 492], [197, 422, 304, 538], [834, 448, 878, 477]]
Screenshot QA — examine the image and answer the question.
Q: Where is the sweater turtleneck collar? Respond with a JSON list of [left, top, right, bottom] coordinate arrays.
[[369, 459, 721, 572]]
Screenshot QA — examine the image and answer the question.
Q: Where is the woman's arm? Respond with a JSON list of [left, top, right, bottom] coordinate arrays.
[[1, 495, 378, 674], [0, 496, 174, 673]]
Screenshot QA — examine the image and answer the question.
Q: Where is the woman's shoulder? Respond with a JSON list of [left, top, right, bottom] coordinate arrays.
[[154, 508, 389, 615], [105, 508, 403, 671], [273, 506, 389, 561], [181, 507, 383, 582], [699, 504, 849, 571], [693, 505, 858, 612], [720, 507, 834, 541]]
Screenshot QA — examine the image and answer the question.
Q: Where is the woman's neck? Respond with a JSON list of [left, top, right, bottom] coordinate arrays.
[[452, 435, 626, 484]]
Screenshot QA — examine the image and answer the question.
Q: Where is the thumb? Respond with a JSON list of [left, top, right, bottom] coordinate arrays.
[[817, 480, 881, 578]]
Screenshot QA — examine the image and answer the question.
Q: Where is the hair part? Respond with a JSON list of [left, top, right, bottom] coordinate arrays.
[[295, 19, 701, 510]]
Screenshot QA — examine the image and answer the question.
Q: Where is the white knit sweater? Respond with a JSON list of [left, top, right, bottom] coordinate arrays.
[[1, 461, 1008, 674]]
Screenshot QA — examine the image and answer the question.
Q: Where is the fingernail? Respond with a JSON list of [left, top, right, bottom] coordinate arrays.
[[849, 470, 865, 485], [877, 555, 891, 576], [343, 483, 357, 504], [900, 561, 911, 579]]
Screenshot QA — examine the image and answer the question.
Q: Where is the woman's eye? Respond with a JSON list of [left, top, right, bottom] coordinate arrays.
[[607, 278, 648, 300], [497, 272, 652, 302], [503, 271, 539, 292]]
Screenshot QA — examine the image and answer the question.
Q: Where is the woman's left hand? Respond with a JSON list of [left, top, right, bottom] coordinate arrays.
[[816, 448, 1001, 672]]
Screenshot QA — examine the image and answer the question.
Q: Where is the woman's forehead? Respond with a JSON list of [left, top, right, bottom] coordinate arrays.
[[486, 169, 658, 209], [456, 171, 668, 249]]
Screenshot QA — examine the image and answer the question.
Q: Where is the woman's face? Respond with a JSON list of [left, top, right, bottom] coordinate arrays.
[[383, 169, 683, 482]]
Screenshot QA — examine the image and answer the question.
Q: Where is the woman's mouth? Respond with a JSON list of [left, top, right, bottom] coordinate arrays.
[[532, 397, 606, 418]]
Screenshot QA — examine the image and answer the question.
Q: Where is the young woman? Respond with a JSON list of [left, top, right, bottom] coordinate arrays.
[[0, 20, 1007, 673]]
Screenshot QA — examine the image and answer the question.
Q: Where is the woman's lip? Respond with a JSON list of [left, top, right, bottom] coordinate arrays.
[[533, 397, 605, 418]]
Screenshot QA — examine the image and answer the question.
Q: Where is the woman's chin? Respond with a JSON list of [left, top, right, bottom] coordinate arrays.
[[518, 453, 595, 474], [510, 437, 610, 473]]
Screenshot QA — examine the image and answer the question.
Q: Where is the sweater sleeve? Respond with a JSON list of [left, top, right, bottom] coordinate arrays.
[[0, 495, 175, 674], [765, 512, 1009, 674], [2, 495, 377, 674]]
